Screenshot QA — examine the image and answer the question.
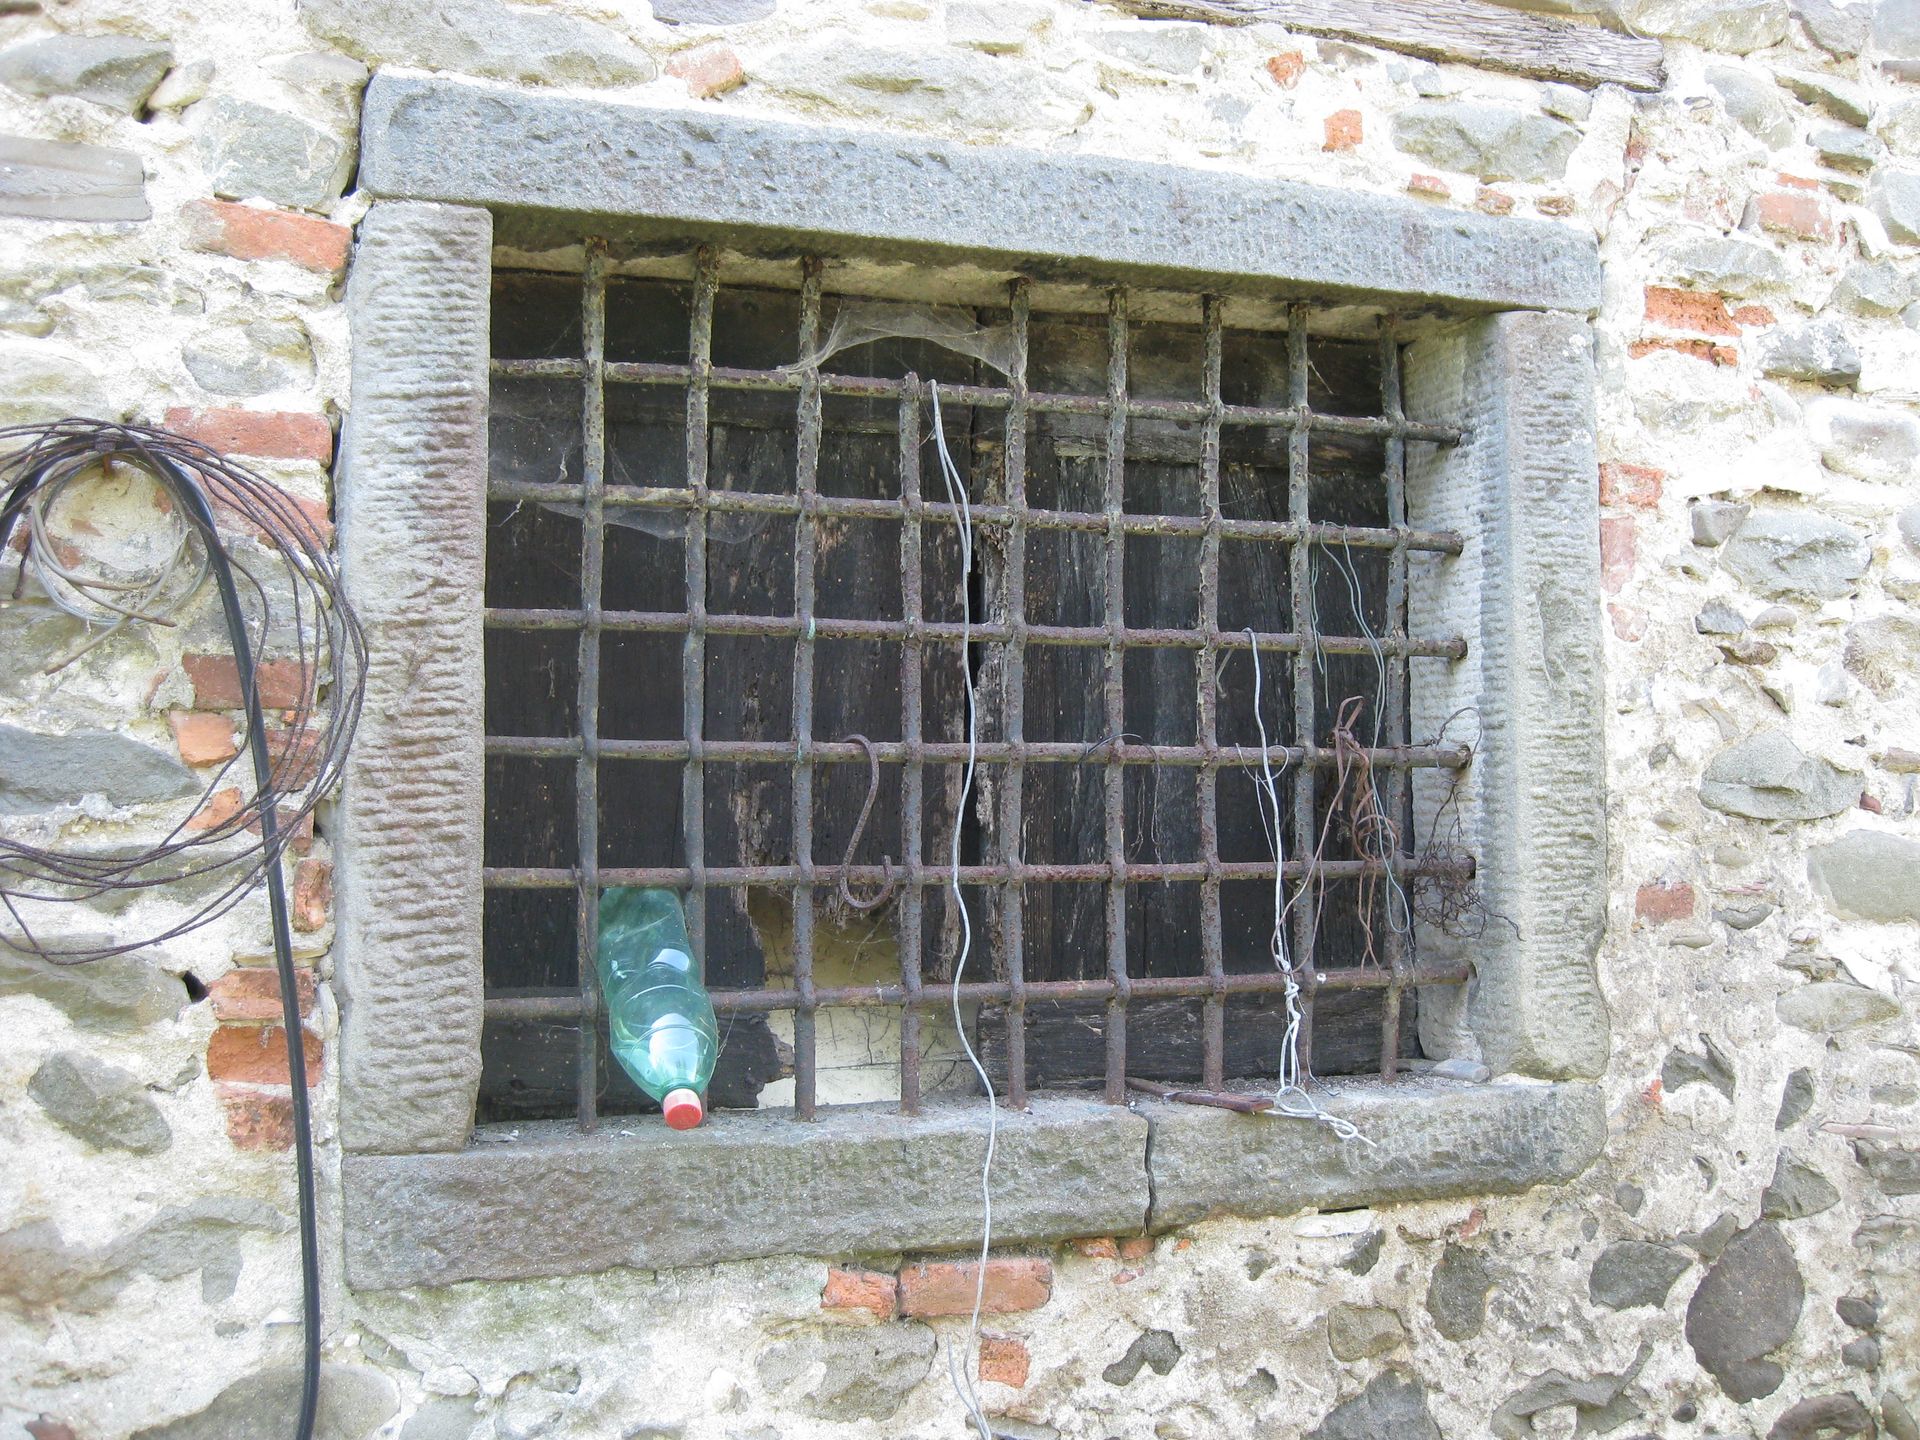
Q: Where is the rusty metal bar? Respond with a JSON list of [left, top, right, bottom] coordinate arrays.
[[485, 734, 1472, 771], [1378, 319, 1412, 1080], [491, 356, 1466, 444], [1198, 293, 1227, 1094], [485, 607, 1468, 660], [1286, 304, 1319, 1073], [790, 258, 823, 1121], [487, 853, 1472, 889], [898, 378, 925, 1116], [1001, 279, 1030, 1112], [683, 248, 717, 1016], [485, 961, 1474, 1021], [1102, 287, 1130, 1107], [485, 480, 1466, 555], [573, 240, 608, 1132]]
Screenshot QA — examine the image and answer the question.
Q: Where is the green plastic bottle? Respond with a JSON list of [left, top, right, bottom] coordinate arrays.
[[596, 887, 719, 1130]]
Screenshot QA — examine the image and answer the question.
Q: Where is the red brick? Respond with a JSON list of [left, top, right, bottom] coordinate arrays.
[[666, 42, 744, 98], [1608, 603, 1648, 642], [187, 786, 244, 832], [1599, 516, 1635, 595], [181, 653, 314, 710], [1407, 173, 1449, 199], [1643, 285, 1738, 336], [979, 1334, 1030, 1388], [899, 1259, 1052, 1317], [210, 966, 317, 1022], [205, 1024, 322, 1085], [1534, 194, 1575, 216], [1322, 109, 1362, 152], [822, 1267, 897, 1320], [1752, 189, 1835, 242], [267, 725, 324, 787], [1262, 51, 1304, 87], [169, 710, 238, 766], [1731, 304, 1775, 328], [217, 1083, 295, 1151], [1776, 171, 1821, 190], [1474, 187, 1514, 216], [163, 407, 333, 464], [1069, 1236, 1120, 1259], [1628, 337, 1738, 366], [1598, 462, 1663, 510], [184, 199, 351, 276], [204, 472, 333, 549], [25, 1418, 78, 1440], [1635, 881, 1694, 924], [292, 858, 333, 933], [1117, 1235, 1154, 1261], [1861, 792, 1883, 814], [246, 805, 315, 856]]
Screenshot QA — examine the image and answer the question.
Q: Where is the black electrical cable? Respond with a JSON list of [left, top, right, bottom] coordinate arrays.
[[1, 420, 366, 1440]]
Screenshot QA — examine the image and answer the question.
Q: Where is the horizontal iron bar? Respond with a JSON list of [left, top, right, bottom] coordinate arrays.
[[483, 856, 1472, 888], [486, 480, 1467, 556], [491, 357, 1466, 445], [485, 733, 1472, 770], [483, 963, 1472, 1020]]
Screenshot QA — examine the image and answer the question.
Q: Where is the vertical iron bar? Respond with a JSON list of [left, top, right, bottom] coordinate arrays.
[[1286, 304, 1319, 1074], [1001, 280, 1031, 1111], [790, 259, 823, 1119], [574, 241, 609, 1131], [684, 247, 717, 1089], [898, 377, 926, 1114], [1102, 288, 1130, 1106], [1377, 318, 1411, 1078], [1198, 295, 1227, 1093]]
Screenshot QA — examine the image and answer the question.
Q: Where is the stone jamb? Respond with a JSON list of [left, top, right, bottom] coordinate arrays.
[[335, 76, 1610, 1288]]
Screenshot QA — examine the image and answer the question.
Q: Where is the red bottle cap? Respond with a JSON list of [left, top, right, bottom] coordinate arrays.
[[662, 1088, 704, 1130]]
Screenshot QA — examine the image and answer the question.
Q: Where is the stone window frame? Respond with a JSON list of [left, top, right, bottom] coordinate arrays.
[[335, 72, 1611, 1291]]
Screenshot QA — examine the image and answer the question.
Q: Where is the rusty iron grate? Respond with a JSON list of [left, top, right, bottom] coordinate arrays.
[[478, 242, 1475, 1129]]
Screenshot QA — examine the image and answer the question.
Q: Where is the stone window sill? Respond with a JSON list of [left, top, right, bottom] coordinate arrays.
[[342, 1081, 1602, 1290]]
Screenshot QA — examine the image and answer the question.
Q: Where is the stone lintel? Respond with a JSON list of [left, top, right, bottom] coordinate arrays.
[[1145, 1081, 1605, 1230], [359, 72, 1601, 314]]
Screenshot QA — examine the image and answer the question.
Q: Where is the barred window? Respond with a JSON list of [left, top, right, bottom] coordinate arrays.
[[475, 246, 1475, 1127]]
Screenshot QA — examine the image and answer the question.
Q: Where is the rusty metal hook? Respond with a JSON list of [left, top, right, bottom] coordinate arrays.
[[836, 733, 896, 914]]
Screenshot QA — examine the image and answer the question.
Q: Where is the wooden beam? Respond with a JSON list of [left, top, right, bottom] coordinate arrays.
[[1098, 0, 1666, 92]]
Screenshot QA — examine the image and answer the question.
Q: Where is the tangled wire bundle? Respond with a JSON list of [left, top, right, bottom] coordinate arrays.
[[0, 420, 366, 958], [1, 418, 367, 1440]]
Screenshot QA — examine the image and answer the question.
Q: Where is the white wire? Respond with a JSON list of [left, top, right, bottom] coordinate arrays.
[[1245, 628, 1373, 1147], [929, 381, 998, 1440]]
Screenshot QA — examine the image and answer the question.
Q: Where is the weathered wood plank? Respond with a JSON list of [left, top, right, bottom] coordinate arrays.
[[1100, 0, 1666, 92]]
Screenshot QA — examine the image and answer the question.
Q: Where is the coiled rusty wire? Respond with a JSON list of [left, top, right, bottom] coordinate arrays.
[[0, 419, 367, 961]]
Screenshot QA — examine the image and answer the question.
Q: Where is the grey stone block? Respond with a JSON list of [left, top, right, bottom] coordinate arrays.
[[1757, 320, 1861, 385], [0, 35, 172, 114], [1708, 64, 1796, 147], [1326, 1304, 1405, 1361], [28, 1051, 171, 1155], [1808, 396, 1920, 479], [751, 41, 1093, 135], [359, 74, 1602, 314], [1777, 1068, 1815, 1128], [1761, 1151, 1841, 1219], [1767, 1395, 1873, 1440], [1685, 1221, 1803, 1402], [0, 723, 197, 815], [0, 134, 148, 221], [1614, 0, 1789, 51], [1389, 101, 1579, 183], [1874, 167, 1920, 243], [1306, 1373, 1441, 1440], [1426, 1244, 1494, 1339], [1664, 232, 1788, 296], [1776, 981, 1900, 1032], [1403, 313, 1608, 1080], [757, 1324, 934, 1422], [1722, 510, 1870, 601], [1145, 1082, 1605, 1230], [1589, 1241, 1690, 1308], [343, 1097, 1149, 1288], [1834, 258, 1909, 314], [1699, 731, 1860, 820], [651, 0, 775, 20], [300, 0, 656, 85], [1809, 830, 1920, 921], [0, 939, 184, 1030], [1100, 1328, 1181, 1385], [130, 1364, 398, 1440], [194, 96, 352, 211], [1794, 0, 1870, 55], [335, 201, 493, 1156], [1780, 70, 1873, 126]]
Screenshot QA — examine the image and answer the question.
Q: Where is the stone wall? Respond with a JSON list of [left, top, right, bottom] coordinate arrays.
[[1, 0, 1917, 1437]]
